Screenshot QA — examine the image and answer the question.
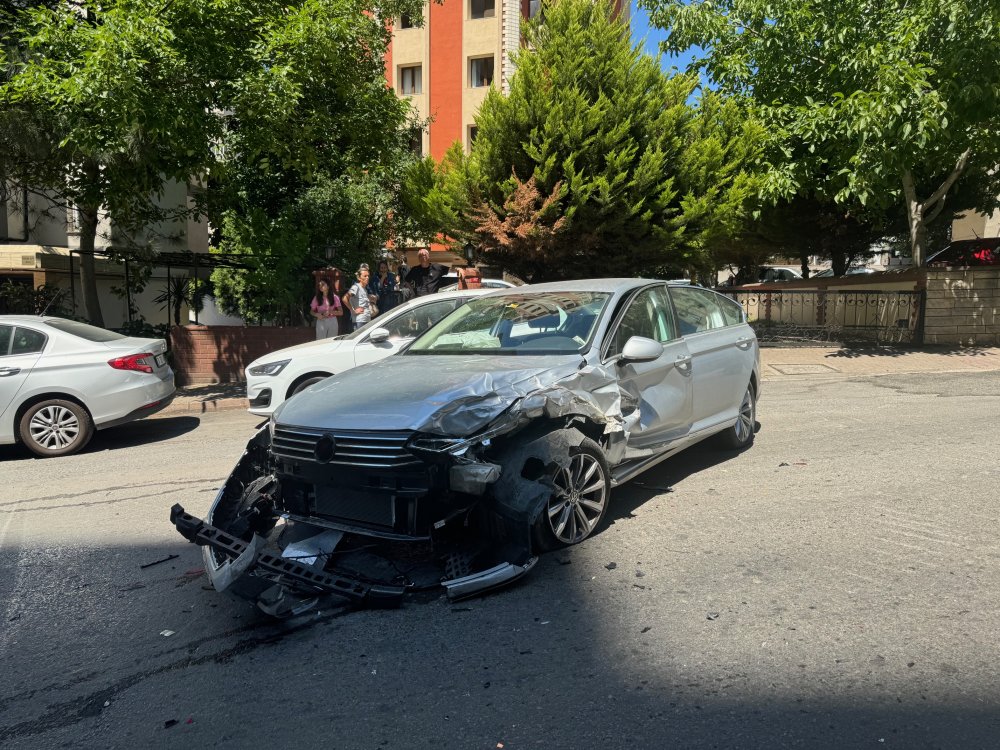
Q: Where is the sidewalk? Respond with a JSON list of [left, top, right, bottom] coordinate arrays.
[[153, 345, 1000, 419]]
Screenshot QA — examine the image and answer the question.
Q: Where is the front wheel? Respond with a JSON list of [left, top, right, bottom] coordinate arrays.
[[18, 399, 93, 457], [719, 382, 756, 449], [533, 437, 610, 551]]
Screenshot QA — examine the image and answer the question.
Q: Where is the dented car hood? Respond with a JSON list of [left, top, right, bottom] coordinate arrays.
[[272, 353, 618, 436]]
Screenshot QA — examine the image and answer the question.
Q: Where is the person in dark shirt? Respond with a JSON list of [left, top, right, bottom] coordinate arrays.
[[404, 248, 448, 296]]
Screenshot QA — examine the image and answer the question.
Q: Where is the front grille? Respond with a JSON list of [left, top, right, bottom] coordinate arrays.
[[272, 426, 421, 469]]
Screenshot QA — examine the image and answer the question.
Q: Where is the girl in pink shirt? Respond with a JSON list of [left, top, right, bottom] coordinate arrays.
[[310, 279, 342, 339]]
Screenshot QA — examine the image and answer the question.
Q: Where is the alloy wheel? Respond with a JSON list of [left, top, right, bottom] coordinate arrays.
[[734, 386, 755, 443], [547, 452, 608, 545], [29, 405, 81, 451]]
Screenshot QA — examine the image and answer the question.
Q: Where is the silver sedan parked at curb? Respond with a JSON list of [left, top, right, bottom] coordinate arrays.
[[0, 316, 175, 457], [171, 279, 759, 615]]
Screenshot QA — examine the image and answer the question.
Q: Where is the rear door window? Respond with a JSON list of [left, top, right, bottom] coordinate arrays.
[[11, 327, 47, 355], [669, 287, 731, 335]]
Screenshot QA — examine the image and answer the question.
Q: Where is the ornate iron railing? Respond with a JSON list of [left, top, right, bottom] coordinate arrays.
[[719, 289, 925, 346]]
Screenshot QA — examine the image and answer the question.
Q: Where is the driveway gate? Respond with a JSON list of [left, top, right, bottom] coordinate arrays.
[[719, 289, 925, 346]]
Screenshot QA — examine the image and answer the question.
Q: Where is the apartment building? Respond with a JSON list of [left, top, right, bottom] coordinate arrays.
[[386, 0, 626, 160]]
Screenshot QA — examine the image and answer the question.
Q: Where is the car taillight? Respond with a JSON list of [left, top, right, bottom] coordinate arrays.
[[109, 353, 155, 374]]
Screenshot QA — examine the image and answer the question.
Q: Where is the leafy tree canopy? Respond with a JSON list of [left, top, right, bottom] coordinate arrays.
[[413, 0, 764, 282], [1, 0, 422, 324], [641, 0, 1000, 264]]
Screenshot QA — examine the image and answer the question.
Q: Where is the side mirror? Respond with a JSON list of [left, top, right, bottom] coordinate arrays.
[[620, 336, 663, 364], [368, 327, 390, 344]]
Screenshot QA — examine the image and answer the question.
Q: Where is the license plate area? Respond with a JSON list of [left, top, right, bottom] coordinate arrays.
[[155, 354, 166, 367]]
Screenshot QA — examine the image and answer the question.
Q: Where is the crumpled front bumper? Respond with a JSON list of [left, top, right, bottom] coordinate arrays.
[[170, 503, 537, 611]]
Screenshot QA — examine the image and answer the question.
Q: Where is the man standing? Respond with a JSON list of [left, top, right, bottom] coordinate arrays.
[[404, 248, 448, 297]]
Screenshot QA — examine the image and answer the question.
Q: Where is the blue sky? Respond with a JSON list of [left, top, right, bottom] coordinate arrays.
[[630, 0, 700, 74]]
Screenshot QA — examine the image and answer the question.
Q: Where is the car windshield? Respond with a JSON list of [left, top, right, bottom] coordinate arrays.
[[406, 291, 610, 355], [43, 318, 126, 342]]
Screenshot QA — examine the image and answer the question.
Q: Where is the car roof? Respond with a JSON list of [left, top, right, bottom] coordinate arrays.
[[0, 315, 54, 326], [476, 278, 666, 294]]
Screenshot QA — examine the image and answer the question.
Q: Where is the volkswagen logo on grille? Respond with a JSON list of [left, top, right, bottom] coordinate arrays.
[[314, 434, 337, 463]]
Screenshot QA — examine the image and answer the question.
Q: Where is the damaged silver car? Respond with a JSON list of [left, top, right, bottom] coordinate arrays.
[[172, 279, 760, 615]]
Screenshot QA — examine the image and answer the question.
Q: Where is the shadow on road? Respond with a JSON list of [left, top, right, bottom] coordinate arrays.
[[0, 416, 201, 461]]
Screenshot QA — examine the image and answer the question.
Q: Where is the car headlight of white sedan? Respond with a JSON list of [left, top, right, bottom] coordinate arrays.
[[248, 359, 290, 377]]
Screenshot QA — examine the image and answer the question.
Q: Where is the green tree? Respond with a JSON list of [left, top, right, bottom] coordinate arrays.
[[455, 0, 762, 281], [1, 0, 421, 326], [642, 0, 1000, 265]]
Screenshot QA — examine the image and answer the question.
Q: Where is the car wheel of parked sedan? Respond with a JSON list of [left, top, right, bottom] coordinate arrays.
[[290, 375, 329, 397], [18, 399, 94, 457], [719, 382, 756, 449], [533, 437, 610, 551]]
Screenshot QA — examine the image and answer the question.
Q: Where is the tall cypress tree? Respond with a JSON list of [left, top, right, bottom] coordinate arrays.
[[470, 0, 761, 281]]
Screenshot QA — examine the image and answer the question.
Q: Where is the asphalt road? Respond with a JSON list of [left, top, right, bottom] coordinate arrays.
[[2, 370, 1000, 749]]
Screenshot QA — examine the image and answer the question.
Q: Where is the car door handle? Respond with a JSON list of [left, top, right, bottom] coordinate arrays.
[[0, 367, 21, 376], [674, 355, 692, 374], [736, 337, 753, 350]]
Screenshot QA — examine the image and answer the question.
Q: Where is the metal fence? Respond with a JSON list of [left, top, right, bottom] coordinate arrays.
[[719, 289, 925, 346]]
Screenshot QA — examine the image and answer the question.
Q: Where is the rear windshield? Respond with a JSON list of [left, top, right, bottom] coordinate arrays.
[[43, 318, 126, 342]]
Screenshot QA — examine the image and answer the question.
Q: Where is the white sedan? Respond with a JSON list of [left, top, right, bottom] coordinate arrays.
[[245, 288, 490, 416], [0, 316, 176, 457]]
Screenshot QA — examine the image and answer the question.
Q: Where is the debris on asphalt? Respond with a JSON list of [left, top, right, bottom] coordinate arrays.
[[160, 629, 175, 637], [140, 554, 179, 569], [605, 562, 617, 570], [706, 612, 720, 620], [778, 462, 790, 467], [641, 626, 651, 633], [117, 583, 146, 592], [557, 558, 572, 565], [635, 569, 646, 578], [164, 719, 178, 729]]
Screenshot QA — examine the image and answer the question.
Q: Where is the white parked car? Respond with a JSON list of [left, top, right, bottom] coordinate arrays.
[[0, 316, 176, 457], [245, 289, 491, 416]]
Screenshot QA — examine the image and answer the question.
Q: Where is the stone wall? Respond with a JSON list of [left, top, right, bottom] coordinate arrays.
[[923, 268, 1000, 346], [170, 325, 314, 386]]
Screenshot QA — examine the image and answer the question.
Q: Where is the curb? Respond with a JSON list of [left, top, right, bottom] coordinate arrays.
[[153, 397, 249, 419]]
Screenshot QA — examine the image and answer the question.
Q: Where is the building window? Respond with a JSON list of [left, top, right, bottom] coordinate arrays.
[[409, 133, 423, 156], [468, 126, 478, 148], [528, 0, 541, 18], [399, 14, 415, 28], [399, 65, 422, 95], [471, 0, 495, 19], [469, 56, 494, 88]]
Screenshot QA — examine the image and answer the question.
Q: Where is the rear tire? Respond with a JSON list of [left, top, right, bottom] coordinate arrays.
[[18, 399, 93, 457], [532, 437, 611, 552], [719, 382, 756, 449]]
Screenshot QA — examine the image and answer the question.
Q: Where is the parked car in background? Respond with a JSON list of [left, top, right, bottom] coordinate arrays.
[[174, 279, 760, 615], [245, 289, 490, 416], [926, 238, 1000, 267], [0, 316, 175, 457], [758, 266, 803, 282], [813, 266, 876, 277]]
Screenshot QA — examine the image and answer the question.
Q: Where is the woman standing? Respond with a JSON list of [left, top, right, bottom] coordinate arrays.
[[310, 278, 342, 339], [343, 266, 376, 329]]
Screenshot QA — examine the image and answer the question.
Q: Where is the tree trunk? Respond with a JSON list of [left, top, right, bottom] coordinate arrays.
[[902, 170, 928, 267], [799, 252, 810, 279], [902, 150, 970, 267], [77, 201, 104, 327]]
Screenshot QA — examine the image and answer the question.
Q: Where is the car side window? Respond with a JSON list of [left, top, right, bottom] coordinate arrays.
[[606, 287, 675, 358], [0, 325, 11, 356], [669, 287, 730, 335], [11, 326, 47, 355], [717, 294, 745, 326], [380, 300, 458, 340]]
